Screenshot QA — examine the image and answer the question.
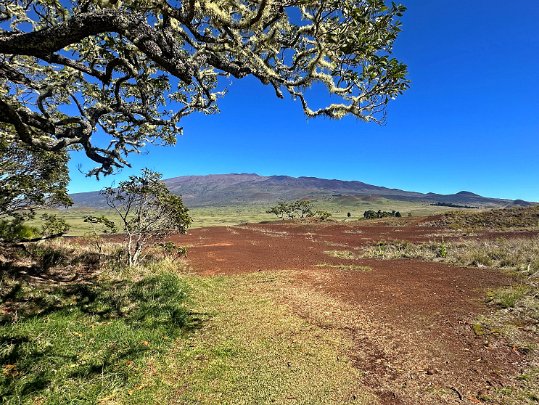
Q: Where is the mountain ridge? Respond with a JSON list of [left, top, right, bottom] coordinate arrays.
[[70, 173, 530, 208]]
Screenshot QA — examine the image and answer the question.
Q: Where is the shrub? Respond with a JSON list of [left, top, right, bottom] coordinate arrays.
[[0, 218, 40, 242], [315, 210, 332, 221], [102, 169, 191, 266], [363, 210, 401, 219]]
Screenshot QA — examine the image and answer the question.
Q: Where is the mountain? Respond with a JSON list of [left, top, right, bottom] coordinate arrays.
[[70, 173, 527, 209]]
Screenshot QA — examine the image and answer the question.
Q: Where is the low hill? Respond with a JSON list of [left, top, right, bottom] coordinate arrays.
[[70, 173, 528, 209]]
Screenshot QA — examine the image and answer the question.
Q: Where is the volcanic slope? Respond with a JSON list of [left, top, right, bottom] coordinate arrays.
[[70, 173, 524, 208]]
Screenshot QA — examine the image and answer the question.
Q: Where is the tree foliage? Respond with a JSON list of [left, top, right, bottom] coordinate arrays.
[[103, 169, 191, 266], [266, 201, 290, 220], [0, 0, 408, 176], [266, 200, 312, 219], [363, 209, 400, 219], [0, 213, 69, 242], [0, 135, 71, 242], [0, 138, 71, 219], [266, 199, 333, 220]]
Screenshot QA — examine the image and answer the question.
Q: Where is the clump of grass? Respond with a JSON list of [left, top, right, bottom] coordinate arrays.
[[360, 240, 440, 260], [472, 322, 486, 336], [360, 237, 539, 274], [487, 285, 531, 309], [316, 263, 372, 272], [323, 250, 358, 260]]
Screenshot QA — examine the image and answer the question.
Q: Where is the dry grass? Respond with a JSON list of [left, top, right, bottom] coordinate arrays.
[[316, 263, 372, 272], [323, 250, 359, 260], [422, 205, 539, 230], [359, 237, 539, 274]]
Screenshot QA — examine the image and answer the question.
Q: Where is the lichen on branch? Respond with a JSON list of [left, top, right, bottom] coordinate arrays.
[[0, 0, 408, 176]]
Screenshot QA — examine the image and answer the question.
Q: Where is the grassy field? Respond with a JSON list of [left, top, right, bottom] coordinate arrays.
[[32, 197, 463, 236]]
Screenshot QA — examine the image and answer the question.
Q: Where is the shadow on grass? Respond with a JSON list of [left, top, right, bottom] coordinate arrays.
[[0, 257, 205, 403]]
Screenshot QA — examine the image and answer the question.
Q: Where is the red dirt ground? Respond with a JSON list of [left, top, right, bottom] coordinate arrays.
[[172, 220, 532, 404]]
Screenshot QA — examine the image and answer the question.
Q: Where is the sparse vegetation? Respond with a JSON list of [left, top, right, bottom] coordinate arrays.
[[360, 234, 539, 396], [316, 263, 372, 272], [423, 205, 539, 229], [359, 237, 539, 273], [324, 250, 359, 260]]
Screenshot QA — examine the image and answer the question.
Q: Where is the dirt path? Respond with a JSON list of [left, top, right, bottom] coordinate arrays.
[[172, 221, 528, 404]]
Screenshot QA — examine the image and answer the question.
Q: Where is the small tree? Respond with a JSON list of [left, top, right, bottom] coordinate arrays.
[[315, 210, 332, 221], [295, 200, 314, 218], [266, 202, 289, 220], [103, 169, 191, 266]]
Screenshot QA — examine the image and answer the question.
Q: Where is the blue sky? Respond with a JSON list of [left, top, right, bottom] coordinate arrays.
[[69, 0, 539, 201]]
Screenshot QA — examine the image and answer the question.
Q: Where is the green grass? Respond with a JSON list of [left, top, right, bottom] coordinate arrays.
[[0, 264, 194, 404], [116, 272, 375, 404], [487, 285, 532, 309], [26, 207, 120, 236]]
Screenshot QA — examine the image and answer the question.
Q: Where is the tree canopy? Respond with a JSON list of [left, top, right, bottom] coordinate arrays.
[[0, 0, 408, 176], [0, 137, 70, 219]]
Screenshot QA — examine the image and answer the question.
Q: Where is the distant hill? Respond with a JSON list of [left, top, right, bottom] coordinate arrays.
[[70, 173, 528, 208]]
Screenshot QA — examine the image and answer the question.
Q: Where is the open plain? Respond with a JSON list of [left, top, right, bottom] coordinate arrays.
[[169, 217, 539, 404]]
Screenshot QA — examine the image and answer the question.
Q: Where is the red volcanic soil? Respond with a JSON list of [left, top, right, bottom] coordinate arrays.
[[175, 221, 441, 275], [171, 220, 532, 404]]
